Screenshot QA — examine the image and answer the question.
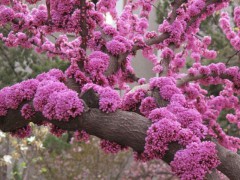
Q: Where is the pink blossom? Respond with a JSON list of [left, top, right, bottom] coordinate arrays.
[[161, 47, 174, 60], [0, 7, 15, 25], [50, 125, 66, 137], [202, 36, 212, 46], [148, 108, 176, 123], [143, 118, 181, 160], [138, 78, 146, 85], [177, 129, 200, 146], [100, 139, 126, 154], [74, 130, 90, 143], [10, 125, 31, 138], [176, 109, 202, 128], [33, 80, 67, 111], [21, 104, 36, 120], [42, 89, 84, 121], [86, 51, 110, 73], [139, 97, 157, 117], [106, 40, 126, 55], [160, 85, 181, 101], [171, 142, 220, 180], [226, 114, 238, 124], [98, 87, 121, 113], [122, 89, 147, 111], [82, 84, 121, 113], [97, 0, 118, 18]]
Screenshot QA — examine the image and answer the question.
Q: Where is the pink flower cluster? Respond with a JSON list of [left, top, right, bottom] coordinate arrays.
[[121, 89, 147, 111], [170, 142, 220, 180], [98, 87, 121, 113], [49, 124, 66, 137], [74, 130, 90, 143], [0, 69, 86, 137], [186, 63, 240, 89], [188, 0, 206, 17], [158, 19, 186, 46], [161, 47, 174, 60], [31, 5, 48, 26], [96, 0, 118, 19], [177, 129, 200, 146], [66, 62, 91, 88], [131, 77, 206, 162], [36, 69, 66, 82], [21, 104, 36, 120], [0, 7, 15, 25], [86, 51, 110, 74], [100, 139, 127, 154], [234, 7, 240, 27], [82, 83, 121, 113], [171, 53, 186, 72], [151, 107, 205, 143], [10, 125, 31, 138], [220, 11, 240, 51], [106, 36, 133, 55], [0, 79, 39, 116], [1, 31, 32, 49], [150, 77, 181, 101], [148, 108, 176, 123], [33, 81, 67, 112], [102, 24, 118, 36], [143, 118, 181, 160], [139, 97, 157, 117], [135, 0, 155, 18], [1, 0, 10, 5], [187, 35, 217, 63], [42, 89, 84, 121], [33, 70, 84, 121]]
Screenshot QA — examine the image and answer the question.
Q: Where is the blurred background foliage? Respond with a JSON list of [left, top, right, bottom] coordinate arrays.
[[0, 0, 239, 179]]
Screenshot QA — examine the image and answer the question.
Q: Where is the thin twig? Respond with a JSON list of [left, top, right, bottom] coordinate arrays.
[[226, 50, 240, 66]]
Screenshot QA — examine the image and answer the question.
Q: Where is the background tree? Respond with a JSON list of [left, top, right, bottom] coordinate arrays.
[[1, 0, 240, 180]]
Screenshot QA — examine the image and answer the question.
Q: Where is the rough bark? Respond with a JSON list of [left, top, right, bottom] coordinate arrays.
[[0, 102, 240, 180], [216, 143, 240, 180], [0, 76, 239, 179]]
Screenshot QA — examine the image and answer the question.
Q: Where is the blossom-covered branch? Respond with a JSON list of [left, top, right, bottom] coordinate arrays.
[[0, 77, 240, 179], [1, 0, 240, 179]]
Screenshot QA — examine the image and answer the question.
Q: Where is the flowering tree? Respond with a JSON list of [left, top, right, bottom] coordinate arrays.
[[1, 0, 240, 179]]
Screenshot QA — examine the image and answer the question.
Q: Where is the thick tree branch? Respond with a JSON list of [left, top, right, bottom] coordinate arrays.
[[176, 73, 234, 87], [0, 106, 151, 153], [216, 143, 240, 180], [0, 76, 238, 180], [0, 77, 238, 179], [0, 101, 240, 179]]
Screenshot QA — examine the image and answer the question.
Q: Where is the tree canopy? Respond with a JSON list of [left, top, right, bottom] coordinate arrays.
[[1, 0, 240, 179]]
